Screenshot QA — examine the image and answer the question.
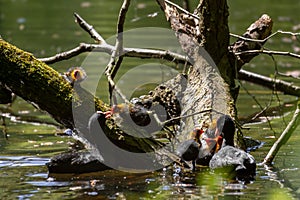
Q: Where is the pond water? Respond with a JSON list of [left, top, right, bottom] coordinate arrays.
[[1, 0, 300, 199]]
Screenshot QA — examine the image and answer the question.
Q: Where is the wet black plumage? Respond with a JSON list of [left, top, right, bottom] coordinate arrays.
[[216, 115, 235, 146], [176, 139, 201, 170], [209, 145, 256, 181], [208, 115, 256, 181], [176, 128, 203, 170]]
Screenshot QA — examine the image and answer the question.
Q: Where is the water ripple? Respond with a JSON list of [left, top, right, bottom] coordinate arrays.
[[0, 156, 50, 168]]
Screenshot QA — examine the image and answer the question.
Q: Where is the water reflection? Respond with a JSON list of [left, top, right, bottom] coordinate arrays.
[[0, 153, 296, 199], [0, 156, 49, 168]]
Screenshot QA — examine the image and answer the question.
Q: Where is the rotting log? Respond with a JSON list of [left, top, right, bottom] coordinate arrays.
[[156, 0, 234, 140], [156, 0, 274, 148]]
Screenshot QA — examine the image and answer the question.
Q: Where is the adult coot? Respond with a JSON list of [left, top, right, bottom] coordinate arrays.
[[209, 115, 256, 181]]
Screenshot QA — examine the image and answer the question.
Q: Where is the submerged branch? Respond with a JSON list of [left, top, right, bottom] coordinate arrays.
[[263, 101, 300, 165]]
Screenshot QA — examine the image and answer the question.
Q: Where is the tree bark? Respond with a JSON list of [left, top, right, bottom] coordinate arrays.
[[156, 0, 234, 137], [0, 39, 80, 128]]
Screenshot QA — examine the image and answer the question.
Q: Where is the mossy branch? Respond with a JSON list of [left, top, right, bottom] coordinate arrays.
[[0, 39, 162, 153], [0, 39, 76, 128]]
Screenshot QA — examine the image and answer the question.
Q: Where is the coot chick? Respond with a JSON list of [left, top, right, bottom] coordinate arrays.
[[196, 119, 224, 166], [63, 67, 87, 87], [209, 115, 256, 181], [104, 102, 151, 127], [103, 102, 156, 138], [176, 128, 203, 171], [196, 134, 223, 166]]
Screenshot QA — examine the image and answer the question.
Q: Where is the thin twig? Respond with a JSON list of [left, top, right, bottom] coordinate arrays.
[[276, 30, 300, 37], [74, 12, 106, 44], [277, 71, 300, 80], [38, 43, 187, 64], [235, 49, 300, 59], [230, 30, 300, 43], [108, 0, 130, 94], [270, 54, 287, 127], [238, 79, 275, 135], [105, 0, 131, 105], [164, 0, 199, 20]]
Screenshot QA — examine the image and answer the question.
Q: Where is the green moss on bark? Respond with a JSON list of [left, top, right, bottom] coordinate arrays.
[[0, 39, 107, 127], [0, 39, 160, 153]]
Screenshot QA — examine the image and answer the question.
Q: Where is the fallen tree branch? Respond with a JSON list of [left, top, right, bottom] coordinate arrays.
[[238, 69, 300, 97], [0, 39, 109, 129], [156, 0, 235, 139], [263, 100, 300, 165], [0, 39, 165, 155], [3, 0, 293, 174], [42, 29, 300, 67], [38, 43, 187, 64], [43, 11, 300, 84]]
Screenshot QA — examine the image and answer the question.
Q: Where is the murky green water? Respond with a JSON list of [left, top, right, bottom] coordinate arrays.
[[1, 0, 300, 199]]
